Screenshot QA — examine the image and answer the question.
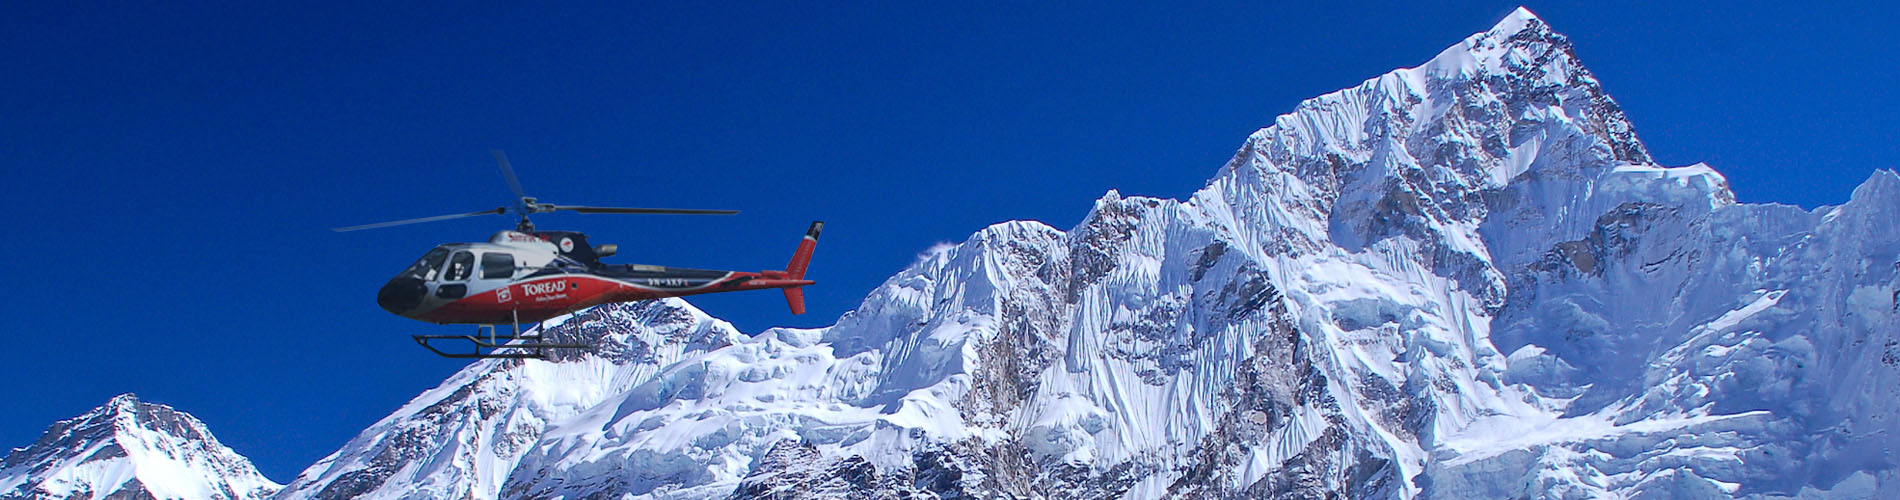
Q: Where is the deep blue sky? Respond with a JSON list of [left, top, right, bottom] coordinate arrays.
[[3, 1, 1893, 482]]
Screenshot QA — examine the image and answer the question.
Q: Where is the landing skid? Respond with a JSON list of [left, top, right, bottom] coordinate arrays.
[[413, 312, 590, 359]]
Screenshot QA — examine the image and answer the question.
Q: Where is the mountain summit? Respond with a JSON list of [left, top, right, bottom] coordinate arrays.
[[0, 394, 280, 500], [10, 7, 1900, 499]]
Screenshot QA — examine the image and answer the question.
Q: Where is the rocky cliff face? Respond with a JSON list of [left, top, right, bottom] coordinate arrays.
[[0, 394, 280, 500]]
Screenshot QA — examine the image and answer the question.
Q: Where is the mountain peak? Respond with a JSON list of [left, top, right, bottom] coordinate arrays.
[[0, 394, 280, 500], [1489, 6, 1544, 38], [102, 392, 139, 416], [1420, 5, 1571, 84], [1215, 7, 1653, 248]]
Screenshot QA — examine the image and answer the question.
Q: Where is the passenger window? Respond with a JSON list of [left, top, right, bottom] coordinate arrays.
[[481, 252, 515, 280], [444, 251, 474, 282]]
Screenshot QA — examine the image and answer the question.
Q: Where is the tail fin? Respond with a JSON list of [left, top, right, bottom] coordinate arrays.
[[786, 221, 822, 280], [783, 221, 822, 314]]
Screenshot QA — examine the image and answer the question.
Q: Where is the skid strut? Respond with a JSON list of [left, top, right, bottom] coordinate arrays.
[[412, 311, 590, 359]]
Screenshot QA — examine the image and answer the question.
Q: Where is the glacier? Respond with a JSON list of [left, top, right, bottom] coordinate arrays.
[[8, 6, 1899, 500]]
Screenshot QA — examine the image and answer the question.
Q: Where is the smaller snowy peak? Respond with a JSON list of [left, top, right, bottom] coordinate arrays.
[[0, 393, 280, 500], [1811, 169, 1900, 228], [1848, 169, 1900, 206]]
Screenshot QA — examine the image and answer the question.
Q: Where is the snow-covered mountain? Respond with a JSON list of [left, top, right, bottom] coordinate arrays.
[[270, 300, 743, 500], [10, 6, 1899, 499], [0, 394, 280, 500]]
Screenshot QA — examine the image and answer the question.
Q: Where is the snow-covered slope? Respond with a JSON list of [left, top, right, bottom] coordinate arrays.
[[271, 299, 741, 500], [17, 6, 1895, 500], [478, 7, 1899, 499], [0, 394, 280, 500]]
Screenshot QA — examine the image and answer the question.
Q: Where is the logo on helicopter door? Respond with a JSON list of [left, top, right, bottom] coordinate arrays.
[[523, 281, 568, 296]]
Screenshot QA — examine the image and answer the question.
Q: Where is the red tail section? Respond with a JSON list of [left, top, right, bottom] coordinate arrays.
[[783, 221, 822, 314], [787, 221, 821, 280]]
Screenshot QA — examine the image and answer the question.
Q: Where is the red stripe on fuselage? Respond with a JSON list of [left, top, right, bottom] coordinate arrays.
[[412, 272, 813, 325]]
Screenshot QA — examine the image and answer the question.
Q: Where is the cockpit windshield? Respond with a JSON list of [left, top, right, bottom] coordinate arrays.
[[402, 247, 452, 281]]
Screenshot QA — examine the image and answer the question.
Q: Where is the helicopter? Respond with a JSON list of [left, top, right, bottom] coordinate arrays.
[[336, 150, 821, 359]]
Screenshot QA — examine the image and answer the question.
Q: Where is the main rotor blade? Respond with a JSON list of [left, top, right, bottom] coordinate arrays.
[[552, 205, 740, 215], [332, 207, 507, 232], [491, 149, 529, 202]]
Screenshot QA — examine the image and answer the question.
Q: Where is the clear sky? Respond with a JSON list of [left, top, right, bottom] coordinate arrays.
[[2, 1, 1894, 482]]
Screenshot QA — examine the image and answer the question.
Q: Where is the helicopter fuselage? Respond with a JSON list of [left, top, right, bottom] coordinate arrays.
[[376, 227, 817, 325]]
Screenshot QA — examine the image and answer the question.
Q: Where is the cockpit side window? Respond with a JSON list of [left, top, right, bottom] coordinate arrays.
[[481, 252, 515, 280], [444, 251, 474, 282], [406, 248, 451, 281]]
